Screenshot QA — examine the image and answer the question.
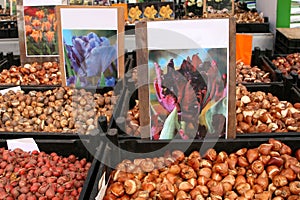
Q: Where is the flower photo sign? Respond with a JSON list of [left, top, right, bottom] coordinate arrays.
[[56, 6, 124, 87], [17, 0, 66, 65], [136, 18, 236, 139], [203, 0, 234, 17], [185, 0, 203, 17]]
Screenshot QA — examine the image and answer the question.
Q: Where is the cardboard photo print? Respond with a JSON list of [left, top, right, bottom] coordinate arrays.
[[57, 6, 124, 87], [136, 18, 236, 139]]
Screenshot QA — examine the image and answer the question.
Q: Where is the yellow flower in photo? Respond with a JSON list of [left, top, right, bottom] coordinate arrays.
[[24, 15, 32, 25], [197, 0, 203, 7], [53, 22, 57, 31], [47, 14, 55, 24], [25, 25, 33, 36], [215, 0, 222, 2], [35, 10, 45, 19], [45, 31, 55, 43], [129, 6, 142, 22], [42, 21, 52, 32], [144, 5, 157, 20], [30, 30, 42, 43], [31, 19, 41, 28], [159, 5, 173, 19]]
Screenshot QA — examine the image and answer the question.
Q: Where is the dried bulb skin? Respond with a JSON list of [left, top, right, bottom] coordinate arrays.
[[280, 144, 292, 155], [224, 191, 238, 200], [267, 165, 280, 179], [237, 156, 249, 167], [280, 168, 296, 182], [139, 160, 155, 173], [289, 181, 300, 195], [236, 85, 300, 133], [274, 186, 291, 198], [203, 148, 217, 161], [0, 87, 117, 134], [208, 181, 224, 196], [103, 194, 117, 200], [254, 191, 272, 200], [110, 182, 125, 197], [255, 170, 269, 190], [268, 157, 284, 167], [288, 195, 300, 200], [235, 183, 251, 195], [295, 149, 300, 161], [273, 197, 284, 200], [212, 162, 229, 176], [246, 148, 259, 164], [172, 150, 185, 163], [273, 175, 289, 187], [104, 140, 300, 199], [124, 179, 137, 195], [258, 143, 273, 155], [269, 138, 283, 151], [226, 154, 238, 170], [159, 190, 174, 200], [216, 151, 228, 163], [176, 190, 190, 200]]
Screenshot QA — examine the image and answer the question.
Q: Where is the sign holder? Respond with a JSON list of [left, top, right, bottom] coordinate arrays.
[[56, 6, 124, 87], [136, 18, 236, 139]]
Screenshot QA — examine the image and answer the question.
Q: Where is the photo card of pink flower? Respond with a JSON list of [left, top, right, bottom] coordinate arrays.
[[135, 18, 236, 139], [17, 0, 66, 65], [56, 6, 124, 87]]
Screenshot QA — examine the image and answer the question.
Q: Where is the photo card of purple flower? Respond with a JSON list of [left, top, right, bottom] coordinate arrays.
[[56, 6, 125, 88], [149, 48, 228, 140], [63, 29, 118, 87], [135, 18, 236, 139]]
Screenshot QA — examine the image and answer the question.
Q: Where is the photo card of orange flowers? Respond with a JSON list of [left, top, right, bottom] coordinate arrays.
[[24, 6, 58, 56]]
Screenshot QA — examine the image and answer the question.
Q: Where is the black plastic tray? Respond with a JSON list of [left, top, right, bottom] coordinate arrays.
[[236, 17, 269, 33], [0, 86, 116, 140], [0, 138, 98, 200], [263, 54, 300, 90], [0, 29, 9, 38], [238, 55, 283, 85], [237, 84, 300, 136], [86, 137, 300, 200], [79, 139, 107, 200], [243, 81, 293, 101], [0, 20, 17, 38], [275, 39, 300, 54], [276, 29, 300, 48], [9, 27, 18, 38]]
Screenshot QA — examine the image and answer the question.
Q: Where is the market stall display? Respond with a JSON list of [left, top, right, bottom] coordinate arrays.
[[0, 61, 61, 85], [0, 1, 299, 199], [265, 52, 300, 91], [136, 18, 236, 139], [270, 53, 300, 76], [0, 86, 118, 134], [97, 138, 300, 199], [236, 84, 300, 134], [0, 138, 96, 200], [236, 61, 271, 83], [0, 148, 91, 199]]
